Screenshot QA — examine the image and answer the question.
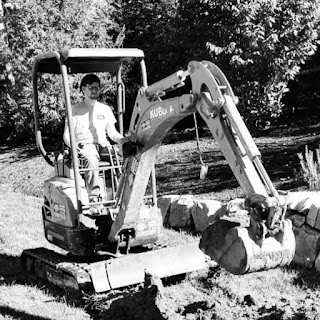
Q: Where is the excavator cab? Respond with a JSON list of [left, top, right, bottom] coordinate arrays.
[[31, 48, 156, 255]]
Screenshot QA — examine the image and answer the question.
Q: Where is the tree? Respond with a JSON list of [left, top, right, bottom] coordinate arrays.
[[177, 0, 320, 129], [0, 0, 124, 139], [123, 0, 320, 130], [122, 0, 178, 83]]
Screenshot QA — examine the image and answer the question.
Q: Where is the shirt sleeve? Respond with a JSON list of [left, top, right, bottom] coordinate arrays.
[[63, 118, 70, 148], [105, 105, 117, 124], [105, 105, 123, 143]]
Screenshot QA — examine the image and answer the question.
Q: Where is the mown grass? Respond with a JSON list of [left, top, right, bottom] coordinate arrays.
[[0, 149, 53, 197], [1, 127, 320, 319], [0, 186, 89, 320]]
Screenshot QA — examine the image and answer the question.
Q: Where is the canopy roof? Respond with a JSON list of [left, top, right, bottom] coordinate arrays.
[[33, 48, 145, 74]]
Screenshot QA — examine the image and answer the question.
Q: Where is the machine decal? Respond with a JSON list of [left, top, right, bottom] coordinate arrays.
[[150, 105, 174, 120], [52, 202, 66, 221], [47, 229, 64, 241], [141, 119, 151, 131], [128, 156, 139, 188]]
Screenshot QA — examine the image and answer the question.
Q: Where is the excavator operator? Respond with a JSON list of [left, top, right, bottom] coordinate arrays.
[[63, 74, 123, 214]]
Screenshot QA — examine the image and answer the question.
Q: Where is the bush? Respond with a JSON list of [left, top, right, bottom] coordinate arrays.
[[298, 145, 320, 190]]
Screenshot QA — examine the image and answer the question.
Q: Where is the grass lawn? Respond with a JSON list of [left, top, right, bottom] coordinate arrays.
[[1, 123, 320, 319], [0, 187, 90, 320]]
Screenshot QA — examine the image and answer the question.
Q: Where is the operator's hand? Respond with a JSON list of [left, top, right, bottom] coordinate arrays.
[[77, 143, 84, 153], [119, 136, 142, 158]]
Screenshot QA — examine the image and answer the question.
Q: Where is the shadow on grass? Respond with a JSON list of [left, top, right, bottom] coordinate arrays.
[[0, 253, 83, 306], [156, 160, 240, 196], [0, 253, 56, 314], [265, 122, 320, 138], [291, 265, 320, 289], [0, 252, 168, 319], [0, 138, 62, 164], [155, 151, 306, 200], [0, 253, 26, 284], [256, 303, 313, 320], [0, 306, 55, 320], [0, 143, 39, 164], [156, 127, 318, 199]]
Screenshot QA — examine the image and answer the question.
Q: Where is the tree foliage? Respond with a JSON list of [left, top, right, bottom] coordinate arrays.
[[204, 0, 320, 129], [1, 0, 320, 140], [0, 0, 124, 138], [123, 0, 320, 130], [122, 0, 178, 83]]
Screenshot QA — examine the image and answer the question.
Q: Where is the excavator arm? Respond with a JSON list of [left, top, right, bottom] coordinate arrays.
[[106, 60, 296, 275], [109, 60, 286, 243]]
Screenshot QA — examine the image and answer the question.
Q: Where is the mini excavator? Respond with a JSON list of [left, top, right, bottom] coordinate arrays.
[[21, 48, 295, 295]]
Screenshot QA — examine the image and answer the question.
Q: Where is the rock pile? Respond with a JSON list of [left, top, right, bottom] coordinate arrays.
[[157, 191, 320, 272], [285, 191, 320, 270]]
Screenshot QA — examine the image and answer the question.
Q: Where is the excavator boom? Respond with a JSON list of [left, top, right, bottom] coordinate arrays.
[[111, 60, 279, 240]]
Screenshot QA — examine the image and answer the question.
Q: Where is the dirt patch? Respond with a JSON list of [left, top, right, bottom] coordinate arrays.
[[85, 266, 320, 320]]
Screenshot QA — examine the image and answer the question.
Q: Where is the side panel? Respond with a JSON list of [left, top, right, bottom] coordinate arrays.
[[43, 177, 89, 228], [42, 177, 94, 255]]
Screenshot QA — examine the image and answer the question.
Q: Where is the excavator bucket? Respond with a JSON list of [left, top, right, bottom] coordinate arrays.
[[199, 219, 295, 275]]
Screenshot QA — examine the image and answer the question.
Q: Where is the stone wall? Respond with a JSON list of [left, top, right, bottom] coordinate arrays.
[[157, 191, 320, 271]]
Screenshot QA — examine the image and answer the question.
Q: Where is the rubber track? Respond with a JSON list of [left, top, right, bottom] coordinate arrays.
[[21, 247, 95, 294]]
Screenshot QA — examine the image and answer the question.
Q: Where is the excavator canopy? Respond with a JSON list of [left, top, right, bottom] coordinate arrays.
[[33, 48, 145, 74]]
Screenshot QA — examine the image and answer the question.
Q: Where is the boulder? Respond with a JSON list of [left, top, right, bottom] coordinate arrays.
[[292, 224, 320, 269], [191, 199, 223, 232], [157, 195, 179, 225], [288, 213, 305, 228], [168, 195, 195, 229], [305, 200, 320, 230], [314, 252, 320, 272], [281, 192, 320, 270], [226, 198, 246, 214], [286, 191, 320, 214]]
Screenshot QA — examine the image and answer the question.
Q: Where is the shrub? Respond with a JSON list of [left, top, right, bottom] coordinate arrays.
[[297, 145, 320, 190]]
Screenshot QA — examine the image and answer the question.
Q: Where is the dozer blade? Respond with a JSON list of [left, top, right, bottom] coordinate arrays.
[[91, 241, 207, 293], [21, 242, 207, 295], [200, 219, 295, 275]]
